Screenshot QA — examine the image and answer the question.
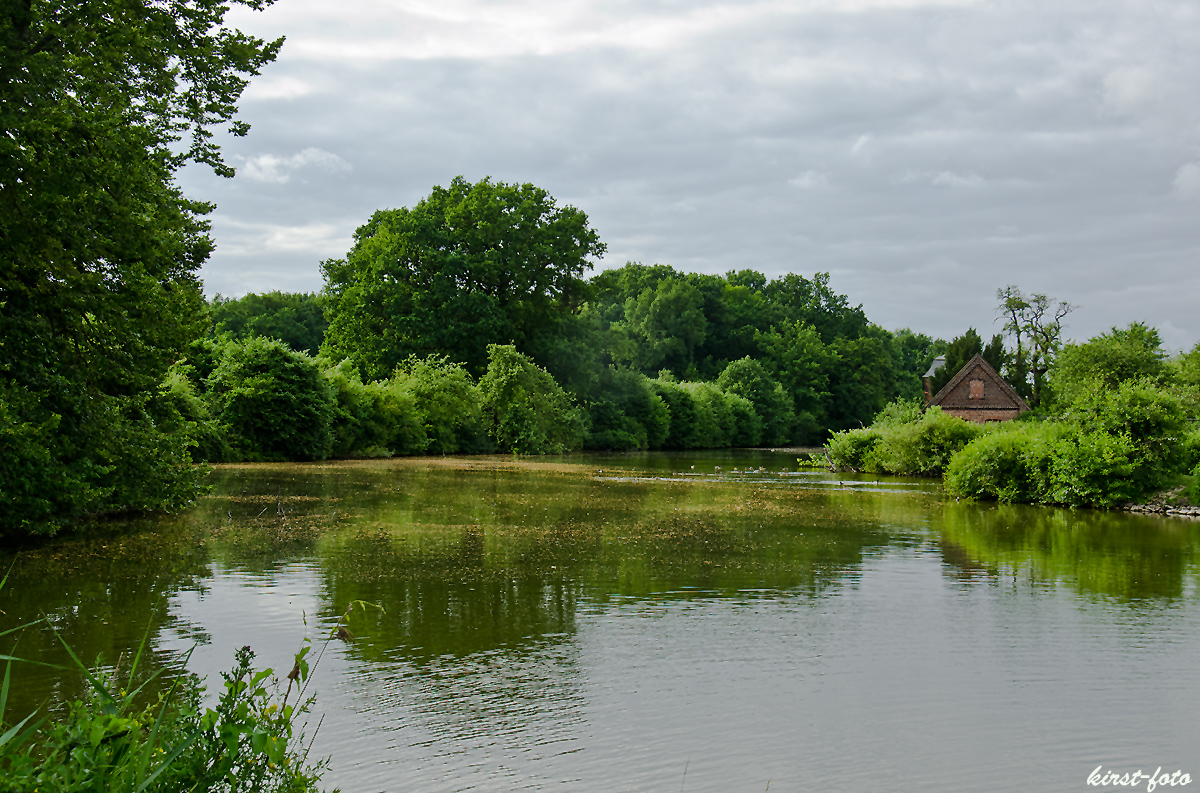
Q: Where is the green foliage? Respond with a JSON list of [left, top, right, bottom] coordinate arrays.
[[0, 380, 207, 538], [156, 364, 233, 463], [479, 346, 585, 454], [825, 327, 909, 432], [677, 382, 738, 449], [648, 378, 701, 449], [610, 279, 708, 375], [860, 408, 983, 476], [322, 177, 606, 379], [753, 320, 834, 442], [1174, 342, 1200, 392], [1044, 427, 1139, 507], [645, 375, 761, 449], [893, 328, 947, 382], [946, 423, 1141, 508], [1063, 378, 1188, 495], [583, 368, 670, 451], [522, 307, 607, 400], [1052, 322, 1169, 405], [825, 427, 882, 471], [393, 356, 491, 454], [870, 398, 925, 428], [0, 0, 281, 536], [761, 272, 869, 343], [321, 249, 924, 447], [944, 423, 1065, 503], [210, 293, 328, 356], [322, 359, 424, 458], [0, 639, 326, 793], [725, 393, 764, 447], [205, 338, 336, 462], [716, 357, 793, 445], [1181, 429, 1200, 472], [946, 378, 1188, 507]]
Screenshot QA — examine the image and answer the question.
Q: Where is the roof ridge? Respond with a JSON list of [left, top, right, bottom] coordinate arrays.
[[928, 352, 1030, 411]]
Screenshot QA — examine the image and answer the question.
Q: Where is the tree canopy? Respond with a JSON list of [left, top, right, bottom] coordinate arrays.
[[0, 0, 281, 535], [321, 177, 606, 378], [1051, 322, 1168, 403], [210, 292, 327, 355]]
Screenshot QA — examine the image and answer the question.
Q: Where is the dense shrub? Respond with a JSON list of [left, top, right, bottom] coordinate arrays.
[[946, 383, 1182, 507], [865, 408, 983, 476], [584, 367, 670, 451], [870, 398, 924, 428], [323, 358, 425, 457], [825, 405, 980, 475], [678, 382, 737, 448], [205, 338, 336, 462], [0, 381, 205, 537], [825, 427, 881, 471], [156, 363, 233, 463], [727, 392, 763, 447], [1181, 428, 1200, 472], [0, 384, 105, 536], [1064, 378, 1188, 495], [479, 345, 585, 453], [394, 355, 491, 454], [1051, 322, 1168, 405], [716, 357, 793, 445], [944, 423, 1064, 503], [648, 378, 698, 448], [1044, 427, 1138, 507]]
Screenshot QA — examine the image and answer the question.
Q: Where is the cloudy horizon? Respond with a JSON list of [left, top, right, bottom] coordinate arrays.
[[179, 0, 1200, 350]]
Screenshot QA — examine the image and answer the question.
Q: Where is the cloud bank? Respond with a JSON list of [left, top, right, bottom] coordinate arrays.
[[181, 0, 1200, 348]]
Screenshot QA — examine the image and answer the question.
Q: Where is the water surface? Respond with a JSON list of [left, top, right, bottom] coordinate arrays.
[[3, 453, 1198, 792]]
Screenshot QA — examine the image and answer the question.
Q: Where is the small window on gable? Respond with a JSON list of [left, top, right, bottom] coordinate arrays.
[[969, 379, 984, 399]]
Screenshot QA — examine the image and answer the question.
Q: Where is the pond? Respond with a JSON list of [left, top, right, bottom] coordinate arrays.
[[3, 451, 1199, 792]]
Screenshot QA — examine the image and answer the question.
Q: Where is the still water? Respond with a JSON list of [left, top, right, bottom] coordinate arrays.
[[3, 452, 1199, 792]]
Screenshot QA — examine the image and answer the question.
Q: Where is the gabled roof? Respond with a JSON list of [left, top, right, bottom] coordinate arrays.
[[928, 353, 1030, 412], [923, 355, 945, 379]]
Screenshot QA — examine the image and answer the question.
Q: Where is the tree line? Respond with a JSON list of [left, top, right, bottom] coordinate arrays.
[[3, 0, 1197, 537]]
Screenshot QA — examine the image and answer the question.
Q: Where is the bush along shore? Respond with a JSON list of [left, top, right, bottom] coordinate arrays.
[[821, 326, 1200, 511]]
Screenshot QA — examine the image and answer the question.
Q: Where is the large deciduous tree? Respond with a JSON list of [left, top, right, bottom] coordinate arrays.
[[0, 0, 281, 535], [996, 285, 1073, 406], [321, 177, 607, 379]]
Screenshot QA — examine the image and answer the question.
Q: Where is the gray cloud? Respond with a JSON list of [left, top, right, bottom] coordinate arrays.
[[181, 0, 1200, 349]]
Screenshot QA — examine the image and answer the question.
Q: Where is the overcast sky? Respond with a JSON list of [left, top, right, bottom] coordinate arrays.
[[179, 0, 1200, 350]]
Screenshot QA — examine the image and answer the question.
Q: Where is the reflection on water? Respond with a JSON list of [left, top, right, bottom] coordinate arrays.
[[2, 454, 1199, 792], [936, 502, 1200, 601]]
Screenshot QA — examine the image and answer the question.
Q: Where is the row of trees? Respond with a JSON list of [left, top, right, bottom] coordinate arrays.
[[217, 173, 954, 449], [204, 269, 940, 451], [163, 336, 821, 464]]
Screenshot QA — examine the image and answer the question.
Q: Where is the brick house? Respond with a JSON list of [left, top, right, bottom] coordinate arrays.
[[925, 353, 1029, 423]]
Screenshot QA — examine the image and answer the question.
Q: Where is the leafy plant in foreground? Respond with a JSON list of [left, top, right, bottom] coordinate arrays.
[[0, 570, 385, 791]]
